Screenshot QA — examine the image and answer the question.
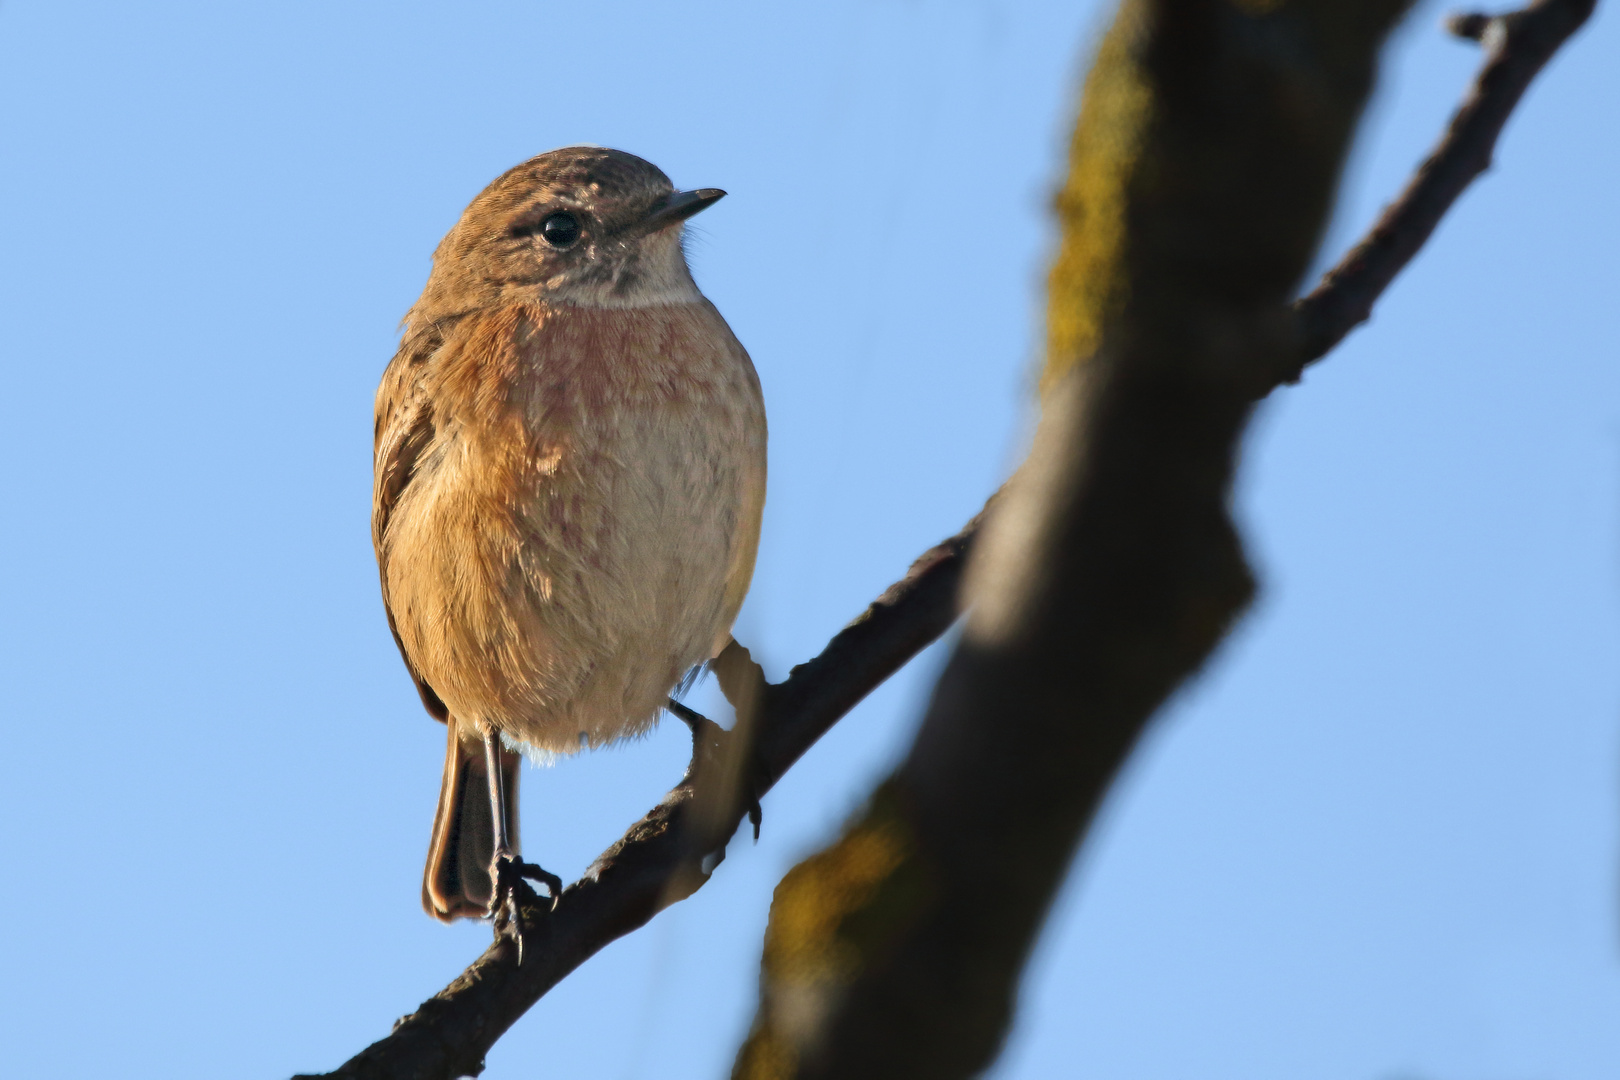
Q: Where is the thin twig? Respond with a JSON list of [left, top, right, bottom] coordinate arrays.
[[1285, 0, 1595, 380]]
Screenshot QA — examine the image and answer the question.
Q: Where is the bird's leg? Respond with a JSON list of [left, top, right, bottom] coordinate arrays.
[[710, 638, 771, 840], [667, 698, 764, 841], [482, 731, 563, 952]]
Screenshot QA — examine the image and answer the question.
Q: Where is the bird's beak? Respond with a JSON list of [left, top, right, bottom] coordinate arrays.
[[634, 188, 726, 236]]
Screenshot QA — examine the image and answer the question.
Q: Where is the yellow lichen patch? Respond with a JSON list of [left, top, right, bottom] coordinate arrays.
[[733, 784, 934, 1078], [1043, 0, 1152, 391], [762, 797, 912, 986], [731, 1025, 796, 1080]]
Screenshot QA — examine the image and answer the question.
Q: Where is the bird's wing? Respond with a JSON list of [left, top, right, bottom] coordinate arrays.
[[373, 327, 450, 721]]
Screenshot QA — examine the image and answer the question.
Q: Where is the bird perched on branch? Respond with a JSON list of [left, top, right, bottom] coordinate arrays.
[[372, 147, 767, 922]]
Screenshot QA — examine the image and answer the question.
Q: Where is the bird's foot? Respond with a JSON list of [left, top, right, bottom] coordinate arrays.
[[489, 853, 564, 962], [708, 638, 771, 840], [667, 698, 765, 842]]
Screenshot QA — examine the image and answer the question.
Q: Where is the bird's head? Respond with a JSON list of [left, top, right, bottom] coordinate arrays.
[[414, 146, 724, 318]]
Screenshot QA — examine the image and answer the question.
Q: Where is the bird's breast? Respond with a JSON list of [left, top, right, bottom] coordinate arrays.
[[384, 300, 766, 752]]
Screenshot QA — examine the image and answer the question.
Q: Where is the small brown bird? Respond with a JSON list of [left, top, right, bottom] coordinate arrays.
[[372, 147, 766, 921]]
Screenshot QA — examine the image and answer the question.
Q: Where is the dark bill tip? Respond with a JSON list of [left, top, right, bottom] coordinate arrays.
[[639, 188, 726, 234]]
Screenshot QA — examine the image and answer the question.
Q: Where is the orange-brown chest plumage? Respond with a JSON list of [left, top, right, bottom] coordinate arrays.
[[373, 298, 766, 756]]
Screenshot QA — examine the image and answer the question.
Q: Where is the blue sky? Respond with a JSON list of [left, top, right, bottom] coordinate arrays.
[[0, 2, 1616, 1077]]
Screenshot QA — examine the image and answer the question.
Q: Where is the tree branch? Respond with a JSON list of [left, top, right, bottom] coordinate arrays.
[[295, 508, 988, 1080], [299, 2, 1592, 1076], [1287, 0, 1597, 377]]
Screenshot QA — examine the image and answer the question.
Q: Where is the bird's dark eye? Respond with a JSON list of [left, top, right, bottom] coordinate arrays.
[[539, 212, 581, 249]]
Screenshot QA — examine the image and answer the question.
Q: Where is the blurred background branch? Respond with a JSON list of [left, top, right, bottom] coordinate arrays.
[[299, 1, 1593, 1077], [729, 1, 1594, 1078]]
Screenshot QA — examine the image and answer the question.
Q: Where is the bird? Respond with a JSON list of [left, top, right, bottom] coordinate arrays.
[[372, 146, 767, 923]]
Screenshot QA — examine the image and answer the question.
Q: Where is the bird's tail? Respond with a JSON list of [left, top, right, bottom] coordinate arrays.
[[422, 723, 521, 922]]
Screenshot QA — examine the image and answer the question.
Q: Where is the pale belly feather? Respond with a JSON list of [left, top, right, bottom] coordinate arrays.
[[381, 301, 766, 755]]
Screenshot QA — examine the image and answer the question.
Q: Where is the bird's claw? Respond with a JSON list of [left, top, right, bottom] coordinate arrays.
[[668, 697, 767, 843], [489, 853, 563, 962], [746, 794, 762, 841]]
